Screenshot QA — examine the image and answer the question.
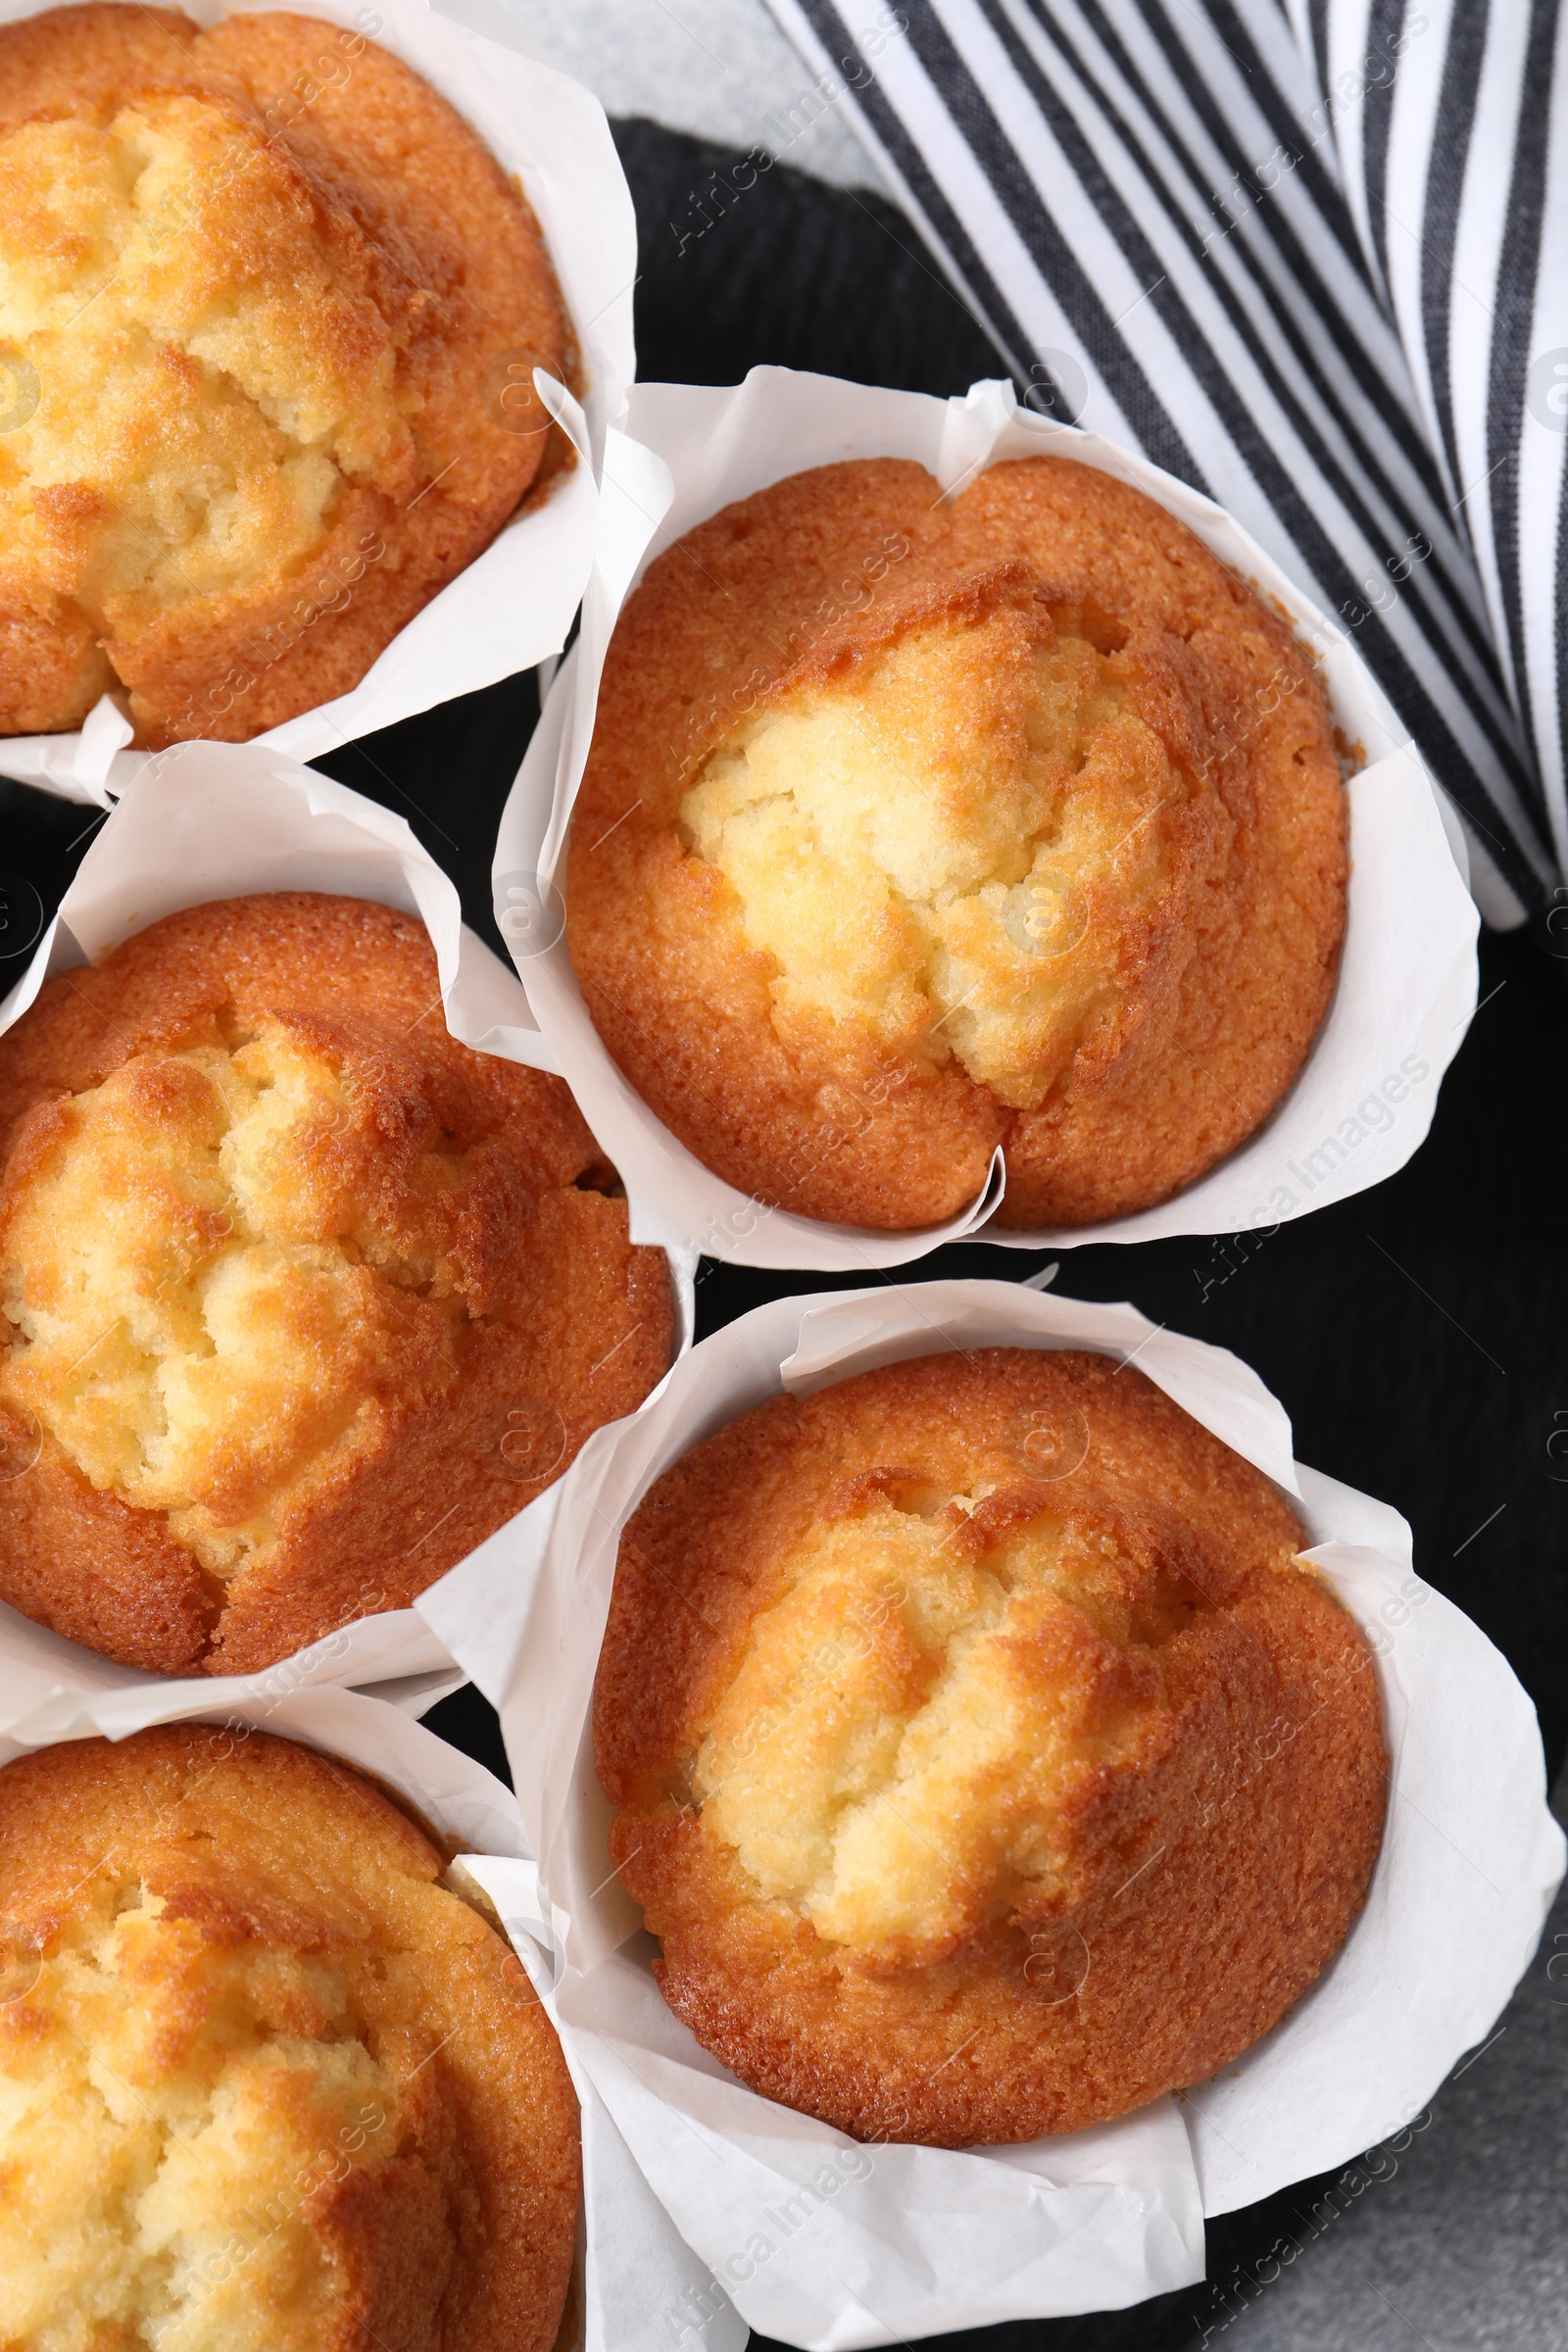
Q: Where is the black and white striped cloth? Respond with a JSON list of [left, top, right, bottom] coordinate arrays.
[[761, 0, 1567, 924]]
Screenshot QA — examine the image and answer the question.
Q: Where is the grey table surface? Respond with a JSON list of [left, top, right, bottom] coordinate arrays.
[[497, 0, 888, 188]]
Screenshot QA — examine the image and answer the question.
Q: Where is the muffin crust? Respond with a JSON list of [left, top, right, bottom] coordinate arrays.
[[0, 1724, 579, 2352], [0, 5, 571, 746], [595, 1348, 1388, 2144], [566, 458, 1348, 1230], [0, 892, 672, 1675]]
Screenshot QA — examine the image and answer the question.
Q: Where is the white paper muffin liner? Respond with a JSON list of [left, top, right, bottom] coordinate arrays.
[[0, 0, 636, 801], [0, 740, 696, 1721], [491, 367, 1481, 1271], [417, 1276, 1564, 2349], [0, 1670, 744, 2352]]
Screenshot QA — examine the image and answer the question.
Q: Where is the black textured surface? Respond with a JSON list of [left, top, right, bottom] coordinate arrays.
[[423, 1681, 514, 1790], [312, 665, 539, 963], [611, 118, 1007, 397], [1, 119, 1561, 2352]]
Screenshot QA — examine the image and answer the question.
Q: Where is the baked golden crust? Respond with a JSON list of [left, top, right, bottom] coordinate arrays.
[[0, 4, 570, 747], [0, 891, 672, 1675], [0, 1723, 579, 2352], [595, 1348, 1388, 2144], [565, 457, 1348, 1230]]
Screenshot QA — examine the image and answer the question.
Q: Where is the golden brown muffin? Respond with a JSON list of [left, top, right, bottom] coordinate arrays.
[[0, 891, 672, 1676], [595, 1347, 1388, 2145], [0, 4, 572, 747], [0, 1723, 579, 2352], [566, 457, 1348, 1230]]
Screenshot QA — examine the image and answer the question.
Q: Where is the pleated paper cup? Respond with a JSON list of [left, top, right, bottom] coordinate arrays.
[[493, 367, 1479, 1270], [0, 0, 636, 804], [419, 1277, 1562, 2349], [0, 739, 695, 1717]]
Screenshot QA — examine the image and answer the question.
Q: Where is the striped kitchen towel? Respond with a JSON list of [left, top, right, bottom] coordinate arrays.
[[760, 0, 1567, 925]]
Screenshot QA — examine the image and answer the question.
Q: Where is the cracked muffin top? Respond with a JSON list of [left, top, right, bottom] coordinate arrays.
[[595, 1347, 1388, 2144], [0, 1723, 580, 2352], [0, 891, 672, 1676], [565, 456, 1348, 1233], [0, 5, 571, 747]]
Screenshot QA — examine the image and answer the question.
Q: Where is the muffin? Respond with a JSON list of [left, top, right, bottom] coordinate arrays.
[[595, 1347, 1388, 2144], [0, 890, 673, 1676], [0, 4, 572, 747], [0, 1723, 579, 2352], [566, 457, 1348, 1230]]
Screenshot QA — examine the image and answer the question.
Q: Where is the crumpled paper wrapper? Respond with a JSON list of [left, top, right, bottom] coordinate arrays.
[[417, 1277, 1564, 2349], [0, 0, 636, 802], [0, 1668, 745, 2352], [491, 367, 1481, 1270], [0, 738, 695, 1718]]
